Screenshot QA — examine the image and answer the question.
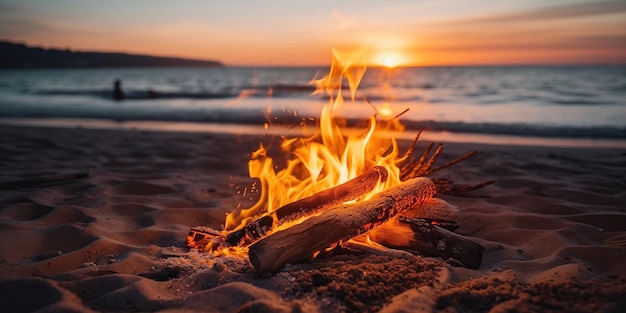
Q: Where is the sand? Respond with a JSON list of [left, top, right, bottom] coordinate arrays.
[[0, 124, 625, 313]]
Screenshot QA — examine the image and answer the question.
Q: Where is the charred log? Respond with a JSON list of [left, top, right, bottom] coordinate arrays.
[[248, 177, 436, 273], [225, 166, 388, 247], [368, 216, 484, 269]]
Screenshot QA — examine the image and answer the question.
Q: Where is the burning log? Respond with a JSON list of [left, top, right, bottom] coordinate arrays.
[[248, 177, 436, 273], [371, 217, 484, 269], [401, 197, 458, 229], [225, 166, 388, 247], [367, 199, 484, 269], [349, 198, 482, 268]]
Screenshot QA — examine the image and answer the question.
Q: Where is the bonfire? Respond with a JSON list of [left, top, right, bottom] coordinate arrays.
[[186, 49, 491, 273]]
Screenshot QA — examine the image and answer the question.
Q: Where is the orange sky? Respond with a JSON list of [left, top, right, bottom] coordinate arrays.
[[1, 0, 625, 66]]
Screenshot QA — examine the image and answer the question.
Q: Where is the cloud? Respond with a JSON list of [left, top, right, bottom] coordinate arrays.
[[415, 0, 626, 58], [0, 16, 107, 38], [0, 17, 56, 37], [450, 0, 626, 24], [423, 34, 626, 52]]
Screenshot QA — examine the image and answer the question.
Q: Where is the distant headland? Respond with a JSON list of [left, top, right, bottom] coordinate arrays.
[[0, 41, 224, 68]]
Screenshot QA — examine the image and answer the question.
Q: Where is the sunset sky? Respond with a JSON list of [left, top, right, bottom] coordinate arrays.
[[1, 0, 625, 66]]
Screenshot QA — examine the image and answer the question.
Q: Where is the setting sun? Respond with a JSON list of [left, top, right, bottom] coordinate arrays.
[[371, 50, 409, 68], [383, 56, 397, 68]]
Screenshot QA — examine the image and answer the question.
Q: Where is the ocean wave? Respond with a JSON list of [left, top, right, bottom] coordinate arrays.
[[1, 101, 624, 139], [29, 87, 431, 103], [31, 84, 318, 100], [400, 120, 626, 139], [29, 86, 623, 107]]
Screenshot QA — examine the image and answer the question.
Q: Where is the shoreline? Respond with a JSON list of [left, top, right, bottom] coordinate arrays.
[[2, 117, 626, 149]]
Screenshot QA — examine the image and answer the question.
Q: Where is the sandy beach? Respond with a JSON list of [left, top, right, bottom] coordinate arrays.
[[0, 123, 625, 312]]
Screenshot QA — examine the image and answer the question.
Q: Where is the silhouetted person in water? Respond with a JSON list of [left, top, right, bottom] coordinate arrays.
[[113, 79, 124, 101]]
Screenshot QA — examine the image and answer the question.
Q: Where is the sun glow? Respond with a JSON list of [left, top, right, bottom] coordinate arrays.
[[372, 51, 408, 68], [379, 103, 394, 117], [383, 56, 397, 68]]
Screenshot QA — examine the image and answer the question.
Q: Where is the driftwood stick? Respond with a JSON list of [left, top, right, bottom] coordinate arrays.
[[431, 178, 495, 197], [400, 130, 422, 160], [426, 150, 476, 175], [0, 172, 89, 189], [420, 144, 444, 176], [248, 177, 436, 273], [402, 142, 433, 177], [400, 142, 446, 180], [368, 216, 484, 269], [225, 166, 388, 246]]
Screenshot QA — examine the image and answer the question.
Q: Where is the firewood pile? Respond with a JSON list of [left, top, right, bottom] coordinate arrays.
[[186, 131, 492, 273]]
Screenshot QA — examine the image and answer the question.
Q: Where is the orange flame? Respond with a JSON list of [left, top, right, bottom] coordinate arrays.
[[223, 48, 407, 242]]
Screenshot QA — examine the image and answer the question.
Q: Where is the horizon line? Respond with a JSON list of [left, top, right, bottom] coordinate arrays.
[[4, 39, 625, 69]]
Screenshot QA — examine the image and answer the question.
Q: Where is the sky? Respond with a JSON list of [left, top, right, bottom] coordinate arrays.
[[1, 0, 625, 66]]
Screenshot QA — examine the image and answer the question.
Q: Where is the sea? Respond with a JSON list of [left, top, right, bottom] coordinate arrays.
[[1, 66, 625, 148]]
